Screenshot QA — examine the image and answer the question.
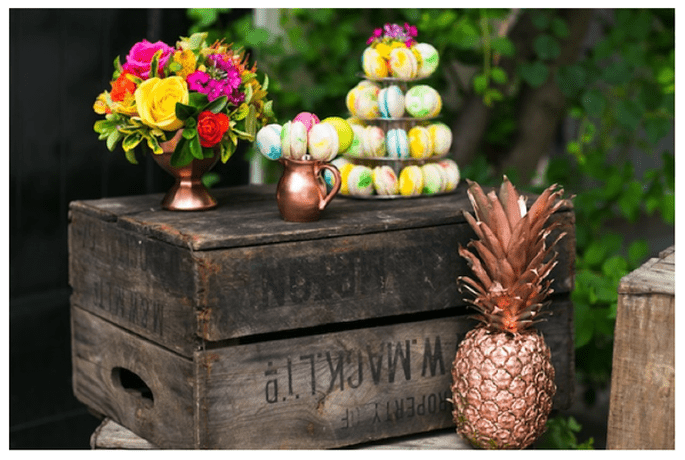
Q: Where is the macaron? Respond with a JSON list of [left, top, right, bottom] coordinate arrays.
[[352, 85, 380, 119], [280, 120, 308, 160], [362, 125, 386, 157], [293, 112, 320, 132], [308, 122, 339, 161], [255, 124, 283, 160], [405, 85, 442, 118], [386, 128, 409, 159], [398, 165, 424, 196], [347, 165, 374, 196], [362, 46, 388, 79], [388, 47, 418, 80], [415, 43, 440, 79], [321, 116, 354, 153], [338, 162, 356, 195], [438, 159, 461, 192], [421, 163, 446, 195], [372, 166, 399, 196], [345, 124, 366, 157], [378, 85, 405, 119], [428, 122, 453, 156], [325, 157, 351, 191], [408, 125, 434, 159]]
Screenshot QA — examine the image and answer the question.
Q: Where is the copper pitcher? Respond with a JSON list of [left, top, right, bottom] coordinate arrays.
[[276, 157, 341, 222]]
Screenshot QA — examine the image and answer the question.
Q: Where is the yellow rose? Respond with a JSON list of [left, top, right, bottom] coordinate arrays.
[[135, 76, 188, 131]]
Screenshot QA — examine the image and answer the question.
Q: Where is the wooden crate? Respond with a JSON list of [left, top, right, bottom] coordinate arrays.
[[69, 183, 576, 449], [607, 246, 675, 449]]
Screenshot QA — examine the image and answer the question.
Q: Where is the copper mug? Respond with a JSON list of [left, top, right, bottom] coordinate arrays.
[[276, 157, 341, 222]]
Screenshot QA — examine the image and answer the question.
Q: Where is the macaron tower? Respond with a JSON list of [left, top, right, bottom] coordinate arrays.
[[332, 23, 460, 198]]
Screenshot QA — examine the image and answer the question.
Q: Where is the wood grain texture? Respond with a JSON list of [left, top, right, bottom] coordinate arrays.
[[607, 246, 675, 449], [69, 184, 576, 353], [74, 297, 574, 449], [71, 306, 196, 449], [90, 418, 472, 449]]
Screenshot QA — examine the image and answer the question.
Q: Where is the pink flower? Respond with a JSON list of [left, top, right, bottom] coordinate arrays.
[[187, 70, 211, 92], [367, 28, 383, 44], [405, 23, 418, 38], [122, 39, 174, 79]]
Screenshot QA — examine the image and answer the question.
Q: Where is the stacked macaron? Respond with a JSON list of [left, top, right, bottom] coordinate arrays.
[[362, 23, 440, 81], [346, 81, 380, 119], [255, 112, 355, 163], [339, 159, 460, 197], [404, 85, 442, 119]]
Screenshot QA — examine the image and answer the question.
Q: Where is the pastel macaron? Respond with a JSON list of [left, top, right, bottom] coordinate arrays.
[[408, 125, 434, 159], [372, 166, 399, 196], [321, 116, 354, 153], [344, 124, 366, 157], [362, 125, 386, 157], [378, 85, 405, 119], [428, 122, 453, 156], [421, 163, 446, 195], [308, 122, 339, 161], [415, 43, 440, 79], [362, 47, 388, 79], [346, 82, 380, 119], [386, 128, 410, 159], [293, 112, 320, 132], [438, 159, 461, 192], [405, 85, 442, 118], [325, 157, 352, 191], [398, 165, 424, 196], [255, 124, 283, 160], [388, 47, 418, 80], [338, 162, 356, 195], [347, 165, 375, 196], [280, 120, 308, 160]]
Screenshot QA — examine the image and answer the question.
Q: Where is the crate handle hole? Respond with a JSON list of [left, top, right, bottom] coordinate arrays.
[[112, 367, 154, 407]]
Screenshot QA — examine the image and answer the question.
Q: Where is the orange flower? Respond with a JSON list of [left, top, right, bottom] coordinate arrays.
[[110, 72, 137, 102]]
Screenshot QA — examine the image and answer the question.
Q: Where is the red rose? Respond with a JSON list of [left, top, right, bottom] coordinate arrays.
[[197, 111, 230, 148]]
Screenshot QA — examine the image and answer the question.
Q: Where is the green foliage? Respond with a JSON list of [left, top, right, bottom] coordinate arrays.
[[537, 416, 594, 449]]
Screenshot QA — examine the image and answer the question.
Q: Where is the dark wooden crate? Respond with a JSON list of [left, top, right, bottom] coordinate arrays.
[[69, 183, 576, 449]]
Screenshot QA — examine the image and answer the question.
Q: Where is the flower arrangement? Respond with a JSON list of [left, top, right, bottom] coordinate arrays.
[[94, 33, 275, 167], [366, 23, 421, 62]]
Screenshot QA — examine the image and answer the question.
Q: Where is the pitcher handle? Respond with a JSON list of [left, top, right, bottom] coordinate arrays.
[[316, 163, 341, 211]]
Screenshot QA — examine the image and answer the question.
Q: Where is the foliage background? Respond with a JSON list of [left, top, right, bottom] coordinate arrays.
[[188, 8, 675, 448]]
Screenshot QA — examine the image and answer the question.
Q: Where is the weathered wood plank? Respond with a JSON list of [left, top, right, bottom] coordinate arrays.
[[74, 297, 573, 449], [607, 247, 675, 449], [71, 306, 196, 449], [69, 187, 575, 352], [90, 418, 471, 450]]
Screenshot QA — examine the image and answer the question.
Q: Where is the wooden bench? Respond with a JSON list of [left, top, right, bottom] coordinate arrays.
[[607, 246, 675, 449]]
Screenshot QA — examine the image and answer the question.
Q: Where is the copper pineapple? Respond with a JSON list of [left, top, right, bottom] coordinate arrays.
[[451, 177, 566, 449]]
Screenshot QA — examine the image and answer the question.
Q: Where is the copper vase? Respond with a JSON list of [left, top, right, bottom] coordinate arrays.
[[276, 158, 341, 222], [152, 130, 220, 211]]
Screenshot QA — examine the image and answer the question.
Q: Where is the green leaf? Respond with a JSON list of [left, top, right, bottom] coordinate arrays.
[[518, 61, 549, 87], [556, 64, 587, 98], [187, 32, 208, 51], [550, 17, 569, 38], [601, 60, 631, 86], [204, 96, 227, 114], [245, 104, 258, 138], [491, 36, 515, 57], [176, 102, 198, 121], [472, 73, 488, 94], [246, 27, 270, 47], [122, 131, 143, 152], [627, 240, 649, 268], [573, 300, 594, 349], [149, 49, 162, 79], [617, 180, 643, 221], [106, 129, 122, 151], [146, 135, 163, 155], [534, 34, 561, 61], [124, 149, 138, 165], [660, 192, 675, 224], [221, 140, 237, 163], [490, 66, 507, 85], [202, 171, 221, 189], [602, 256, 628, 279], [233, 103, 250, 121], [189, 134, 203, 160], [581, 89, 606, 116], [644, 118, 672, 145], [616, 99, 642, 132], [189, 91, 209, 108], [182, 128, 197, 140], [530, 11, 550, 30], [170, 137, 193, 167], [261, 73, 269, 92]]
